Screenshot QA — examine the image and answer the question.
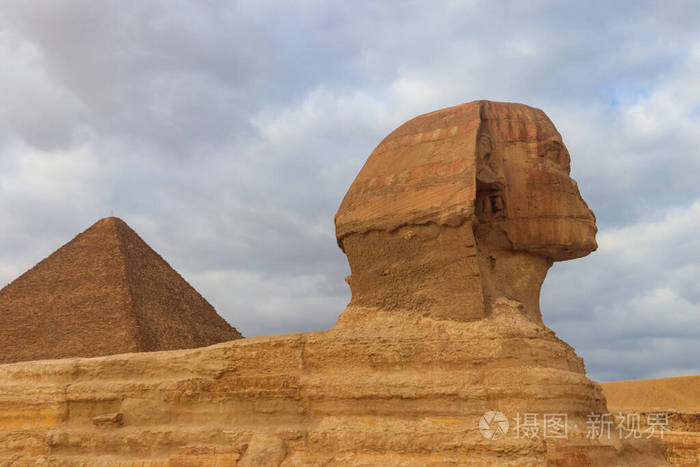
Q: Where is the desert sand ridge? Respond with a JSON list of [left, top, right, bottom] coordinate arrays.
[[0, 216, 241, 364], [602, 376, 700, 413]]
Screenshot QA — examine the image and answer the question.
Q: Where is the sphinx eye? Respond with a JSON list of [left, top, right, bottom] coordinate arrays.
[[539, 141, 567, 168], [545, 141, 561, 162]]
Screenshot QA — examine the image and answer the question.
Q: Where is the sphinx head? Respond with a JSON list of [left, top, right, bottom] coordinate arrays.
[[335, 100, 596, 325]]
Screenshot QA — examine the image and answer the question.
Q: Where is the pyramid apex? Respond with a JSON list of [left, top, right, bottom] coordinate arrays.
[[92, 216, 128, 227], [85, 217, 133, 235]]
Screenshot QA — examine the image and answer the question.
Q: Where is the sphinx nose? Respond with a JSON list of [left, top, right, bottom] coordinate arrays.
[[582, 199, 597, 226], [583, 204, 597, 236], [588, 207, 596, 224], [570, 179, 596, 224]]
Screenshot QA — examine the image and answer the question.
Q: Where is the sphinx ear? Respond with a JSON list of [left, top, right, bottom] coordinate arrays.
[[475, 132, 506, 220], [475, 133, 501, 185]]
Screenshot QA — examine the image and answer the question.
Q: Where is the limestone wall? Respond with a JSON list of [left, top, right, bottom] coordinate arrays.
[[0, 307, 667, 466]]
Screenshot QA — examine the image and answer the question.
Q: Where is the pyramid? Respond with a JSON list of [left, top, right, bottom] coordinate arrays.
[[0, 217, 242, 364]]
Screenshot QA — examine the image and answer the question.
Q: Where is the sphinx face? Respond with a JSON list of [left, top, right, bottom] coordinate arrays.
[[477, 105, 597, 261]]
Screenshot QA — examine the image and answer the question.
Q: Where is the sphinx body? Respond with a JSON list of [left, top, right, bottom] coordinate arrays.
[[0, 101, 668, 466]]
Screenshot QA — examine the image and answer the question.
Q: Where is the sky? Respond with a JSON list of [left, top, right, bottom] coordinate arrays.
[[0, 0, 698, 382]]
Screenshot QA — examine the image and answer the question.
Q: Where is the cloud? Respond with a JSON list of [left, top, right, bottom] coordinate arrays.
[[187, 268, 343, 337], [0, 0, 698, 381], [543, 201, 700, 381]]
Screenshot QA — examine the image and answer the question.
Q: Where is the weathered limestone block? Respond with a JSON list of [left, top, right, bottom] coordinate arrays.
[[0, 307, 666, 465]]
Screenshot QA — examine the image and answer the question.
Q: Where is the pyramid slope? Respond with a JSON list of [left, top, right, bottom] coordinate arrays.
[[0, 217, 242, 364], [112, 217, 243, 351]]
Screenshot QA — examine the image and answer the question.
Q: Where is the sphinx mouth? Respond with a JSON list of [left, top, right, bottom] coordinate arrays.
[[505, 215, 598, 261], [530, 241, 597, 261]]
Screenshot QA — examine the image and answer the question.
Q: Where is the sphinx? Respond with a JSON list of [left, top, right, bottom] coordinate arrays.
[[0, 101, 667, 466], [336, 100, 596, 325]]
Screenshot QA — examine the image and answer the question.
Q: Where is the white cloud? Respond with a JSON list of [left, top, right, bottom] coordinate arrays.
[[186, 268, 343, 337], [597, 201, 700, 265], [0, 143, 99, 200], [390, 77, 443, 109]]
